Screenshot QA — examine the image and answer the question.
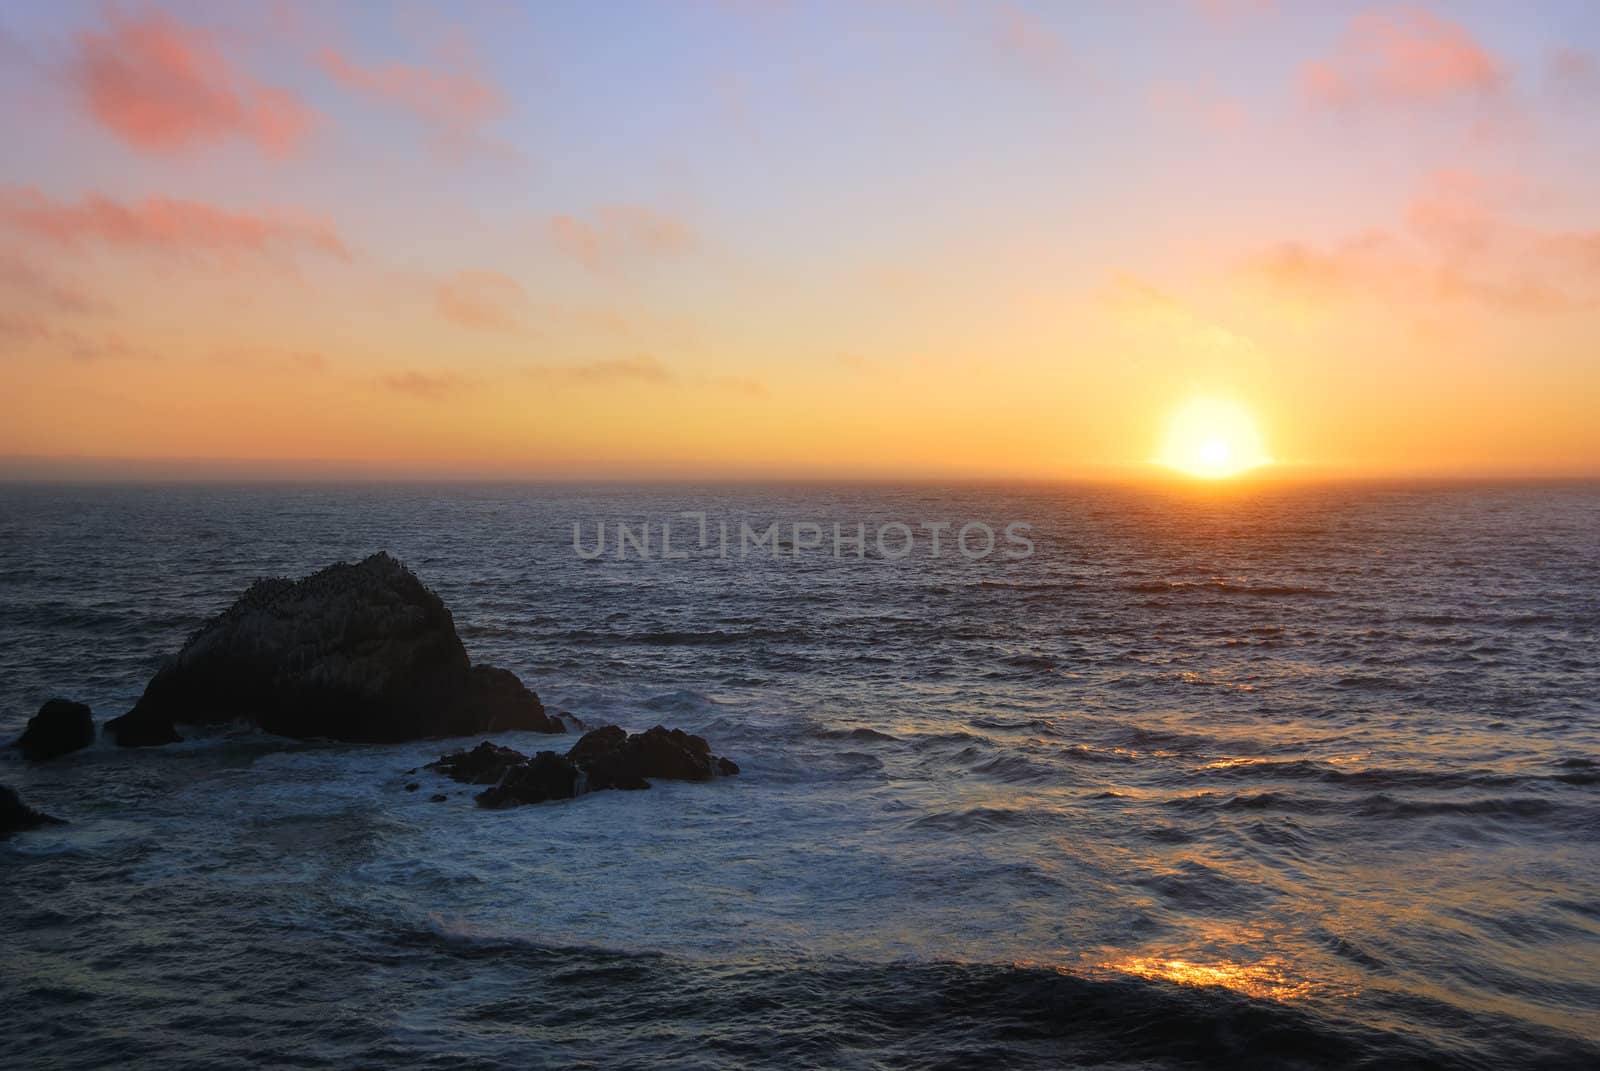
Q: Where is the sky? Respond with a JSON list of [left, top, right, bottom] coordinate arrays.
[[1, 0, 1597, 479]]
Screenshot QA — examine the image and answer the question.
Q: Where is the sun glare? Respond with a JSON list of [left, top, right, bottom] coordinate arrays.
[[1157, 397, 1271, 479]]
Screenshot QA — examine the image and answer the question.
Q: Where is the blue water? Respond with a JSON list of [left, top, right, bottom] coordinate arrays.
[[1, 480, 1597, 1069]]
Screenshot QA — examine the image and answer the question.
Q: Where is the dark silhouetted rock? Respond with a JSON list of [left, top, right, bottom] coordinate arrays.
[[1, 784, 62, 836], [447, 665, 563, 737], [476, 751, 579, 808], [568, 724, 728, 790], [428, 741, 530, 785], [13, 698, 94, 760], [103, 552, 563, 746], [429, 793, 448, 803], [425, 724, 738, 810]]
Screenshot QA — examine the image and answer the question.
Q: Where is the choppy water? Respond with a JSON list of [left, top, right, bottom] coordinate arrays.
[[1, 480, 1597, 1069]]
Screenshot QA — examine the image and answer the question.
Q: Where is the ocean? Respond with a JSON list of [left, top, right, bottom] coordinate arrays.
[[1, 480, 1596, 1069]]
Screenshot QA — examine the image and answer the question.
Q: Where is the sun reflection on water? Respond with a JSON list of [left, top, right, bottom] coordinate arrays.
[[1101, 955, 1317, 1001]]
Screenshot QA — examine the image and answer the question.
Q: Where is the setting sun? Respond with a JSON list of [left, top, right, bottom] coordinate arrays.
[[1158, 397, 1272, 479]]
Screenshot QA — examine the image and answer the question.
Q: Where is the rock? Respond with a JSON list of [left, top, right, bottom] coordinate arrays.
[[568, 724, 729, 791], [1, 784, 62, 836], [426, 724, 739, 810], [429, 793, 448, 803], [103, 552, 563, 746], [105, 713, 182, 748], [476, 751, 579, 808], [447, 665, 563, 737], [428, 741, 530, 785], [13, 698, 95, 760], [404, 782, 419, 792], [565, 725, 647, 790]]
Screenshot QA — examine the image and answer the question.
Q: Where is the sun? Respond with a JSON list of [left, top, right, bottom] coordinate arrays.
[[1157, 397, 1271, 479]]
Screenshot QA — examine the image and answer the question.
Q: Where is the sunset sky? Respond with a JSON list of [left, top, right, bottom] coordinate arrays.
[[2, 1, 1597, 478]]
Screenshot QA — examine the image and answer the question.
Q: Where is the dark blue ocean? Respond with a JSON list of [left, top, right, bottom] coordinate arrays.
[[1, 480, 1597, 1069]]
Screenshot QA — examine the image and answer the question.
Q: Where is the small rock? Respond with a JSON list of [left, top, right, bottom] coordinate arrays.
[[1, 783, 63, 836], [404, 782, 419, 792], [476, 750, 579, 808], [429, 793, 448, 803], [427, 741, 529, 785], [13, 698, 95, 760]]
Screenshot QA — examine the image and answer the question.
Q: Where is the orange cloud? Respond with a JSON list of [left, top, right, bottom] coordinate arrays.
[[1301, 7, 1503, 108], [435, 270, 528, 331], [546, 206, 695, 272], [318, 44, 506, 148], [526, 354, 677, 385], [0, 187, 348, 262], [1404, 168, 1512, 254], [69, 8, 313, 156], [384, 371, 470, 399], [0, 255, 106, 315]]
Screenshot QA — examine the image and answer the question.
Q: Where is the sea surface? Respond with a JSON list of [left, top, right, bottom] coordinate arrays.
[[1, 480, 1597, 1069]]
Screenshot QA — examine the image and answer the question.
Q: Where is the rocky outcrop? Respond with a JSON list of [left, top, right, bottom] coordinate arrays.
[[430, 724, 740, 809], [426, 741, 530, 785], [567, 724, 739, 791], [478, 751, 579, 808], [1, 784, 62, 836], [104, 553, 564, 746], [12, 698, 95, 760]]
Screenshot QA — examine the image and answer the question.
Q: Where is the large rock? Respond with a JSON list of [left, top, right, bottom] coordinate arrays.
[[429, 724, 740, 809], [12, 698, 95, 760], [1, 784, 62, 836], [104, 553, 563, 746]]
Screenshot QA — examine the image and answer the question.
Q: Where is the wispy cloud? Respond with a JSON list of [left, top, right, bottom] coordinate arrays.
[[1301, 7, 1504, 110], [383, 371, 470, 399], [68, 8, 314, 156], [545, 206, 696, 273], [526, 354, 677, 385], [317, 35, 510, 156], [1150, 82, 1248, 135], [0, 187, 348, 263], [435, 270, 528, 331], [1242, 171, 1597, 315], [991, 3, 1073, 84], [0, 255, 107, 315]]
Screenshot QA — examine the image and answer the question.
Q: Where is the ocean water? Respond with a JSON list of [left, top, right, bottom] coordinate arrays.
[[1, 480, 1597, 1070]]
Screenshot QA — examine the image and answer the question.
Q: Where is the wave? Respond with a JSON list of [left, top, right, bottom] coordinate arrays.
[[1123, 580, 1337, 598], [556, 627, 811, 646], [348, 932, 1593, 1071]]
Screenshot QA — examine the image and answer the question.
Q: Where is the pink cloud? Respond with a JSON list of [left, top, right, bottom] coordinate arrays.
[[1404, 169, 1513, 254], [1301, 7, 1504, 109], [435, 270, 528, 331], [1150, 82, 1248, 135], [1191, 0, 1276, 22], [992, 3, 1072, 83], [69, 8, 314, 156], [318, 43, 506, 149], [0, 187, 348, 262], [0, 254, 106, 315], [546, 206, 695, 272]]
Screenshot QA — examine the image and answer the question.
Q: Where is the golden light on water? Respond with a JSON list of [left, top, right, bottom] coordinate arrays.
[[1104, 955, 1315, 1002], [1157, 397, 1272, 479]]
